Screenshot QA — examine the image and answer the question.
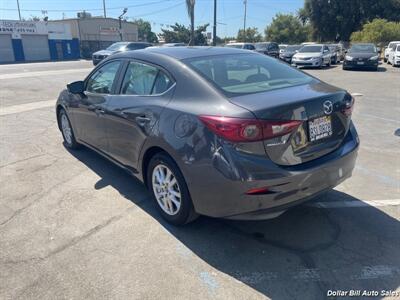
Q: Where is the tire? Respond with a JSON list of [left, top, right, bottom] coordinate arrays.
[[58, 109, 80, 149], [147, 153, 198, 225], [383, 58, 387, 63]]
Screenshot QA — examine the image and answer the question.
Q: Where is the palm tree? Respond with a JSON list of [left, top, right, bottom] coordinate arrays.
[[186, 0, 195, 45]]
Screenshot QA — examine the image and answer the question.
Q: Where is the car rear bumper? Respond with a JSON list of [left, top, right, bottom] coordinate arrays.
[[182, 123, 359, 219]]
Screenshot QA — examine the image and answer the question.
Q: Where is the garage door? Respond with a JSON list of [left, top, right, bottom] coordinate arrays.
[[0, 34, 15, 63], [21, 35, 50, 61]]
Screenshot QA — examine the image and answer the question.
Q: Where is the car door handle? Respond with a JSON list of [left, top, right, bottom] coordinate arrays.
[[135, 115, 151, 126]]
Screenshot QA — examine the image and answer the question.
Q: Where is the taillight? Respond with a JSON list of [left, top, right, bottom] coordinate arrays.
[[342, 96, 355, 116], [199, 115, 302, 143]]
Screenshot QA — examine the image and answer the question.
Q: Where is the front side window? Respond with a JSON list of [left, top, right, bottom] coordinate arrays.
[[86, 61, 121, 94], [121, 61, 173, 95], [184, 53, 314, 96]]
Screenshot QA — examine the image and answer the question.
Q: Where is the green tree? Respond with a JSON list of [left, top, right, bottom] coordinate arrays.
[[265, 14, 310, 44], [132, 19, 158, 43], [351, 19, 400, 46], [237, 27, 263, 43], [302, 0, 400, 42], [160, 23, 209, 45], [296, 7, 309, 26]]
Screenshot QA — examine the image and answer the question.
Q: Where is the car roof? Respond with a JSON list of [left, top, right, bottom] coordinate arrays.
[[115, 46, 252, 60]]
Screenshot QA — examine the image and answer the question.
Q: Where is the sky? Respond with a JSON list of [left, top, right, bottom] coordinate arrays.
[[0, 0, 304, 37]]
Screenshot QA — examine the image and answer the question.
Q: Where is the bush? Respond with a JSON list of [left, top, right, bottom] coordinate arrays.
[[350, 19, 400, 46]]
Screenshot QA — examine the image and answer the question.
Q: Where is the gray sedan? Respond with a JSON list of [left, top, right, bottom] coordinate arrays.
[[56, 47, 359, 225]]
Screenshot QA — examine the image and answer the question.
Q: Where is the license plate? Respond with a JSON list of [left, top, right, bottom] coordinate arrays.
[[357, 61, 364, 65], [309, 116, 333, 142]]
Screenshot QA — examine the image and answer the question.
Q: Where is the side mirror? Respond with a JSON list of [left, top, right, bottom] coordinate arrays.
[[67, 81, 85, 94], [295, 50, 299, 53]]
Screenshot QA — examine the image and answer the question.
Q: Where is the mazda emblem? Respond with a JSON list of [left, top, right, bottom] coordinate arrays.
[[323, 100, 333, 115]]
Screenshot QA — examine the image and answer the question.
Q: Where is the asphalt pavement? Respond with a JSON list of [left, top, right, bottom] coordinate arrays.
[[0, 59, 399, 300]]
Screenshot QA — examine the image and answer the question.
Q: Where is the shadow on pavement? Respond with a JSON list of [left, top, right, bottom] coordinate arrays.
[[69, 146, 400, 299]]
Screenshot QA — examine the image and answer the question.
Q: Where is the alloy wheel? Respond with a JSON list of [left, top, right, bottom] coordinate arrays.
[[152, 164, 182, 215], [61, 113, 72, 145]]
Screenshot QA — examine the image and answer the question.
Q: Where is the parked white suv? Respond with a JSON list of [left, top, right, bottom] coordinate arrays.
[[384, 41, 400, 63], [388, 44, 400, 67]]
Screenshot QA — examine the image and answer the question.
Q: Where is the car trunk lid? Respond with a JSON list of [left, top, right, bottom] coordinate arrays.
[[228, 81, 353, 166]]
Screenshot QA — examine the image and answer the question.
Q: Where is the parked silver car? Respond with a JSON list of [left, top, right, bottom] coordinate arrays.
[[292, 44, 332, 68]]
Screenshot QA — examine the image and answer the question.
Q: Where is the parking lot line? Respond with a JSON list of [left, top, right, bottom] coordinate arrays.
[[308, 199, 400, 208], [357, 112, 400, 123], [0, 68, 92, 80], [0, 100, 55, 116]]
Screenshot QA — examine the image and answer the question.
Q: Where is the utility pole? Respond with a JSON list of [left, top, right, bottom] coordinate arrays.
[[16, 0, 21, 20], [212, 0, 217, 46], [119, 8, 128, 41], [243, 0, 247, 42], [103, 0, 106, 18]]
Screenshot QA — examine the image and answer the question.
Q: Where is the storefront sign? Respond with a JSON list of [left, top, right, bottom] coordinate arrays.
[[0, 20, 47, 38]]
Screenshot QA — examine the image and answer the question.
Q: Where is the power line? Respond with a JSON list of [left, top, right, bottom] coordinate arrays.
[[0, 0, 173, 12]]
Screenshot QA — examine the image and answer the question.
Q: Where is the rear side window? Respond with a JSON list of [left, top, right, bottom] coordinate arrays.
[[152, 71, 173, 94], [121, 61, 173, 95], [184, 53, 313, 96], [86, 61, 121, 94]]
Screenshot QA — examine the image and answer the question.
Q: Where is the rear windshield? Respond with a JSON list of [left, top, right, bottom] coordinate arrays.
[[183, 53, 314, 96], [299, 45, 322, 53], [349, 44, 376, 52]]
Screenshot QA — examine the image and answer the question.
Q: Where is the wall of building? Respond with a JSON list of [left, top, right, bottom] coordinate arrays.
[[49, 18, 138, 58], [0, 20, 80, 63]]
